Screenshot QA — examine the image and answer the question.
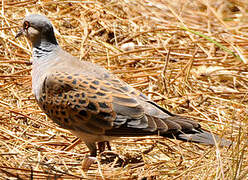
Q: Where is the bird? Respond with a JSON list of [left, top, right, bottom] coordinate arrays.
[[16, 14, 230, 170]]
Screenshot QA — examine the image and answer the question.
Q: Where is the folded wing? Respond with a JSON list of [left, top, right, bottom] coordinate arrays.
[[39, 71, 230, 146]]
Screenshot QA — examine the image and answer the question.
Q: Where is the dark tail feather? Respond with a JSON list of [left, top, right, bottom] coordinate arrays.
[[173, 129, 232, 147]]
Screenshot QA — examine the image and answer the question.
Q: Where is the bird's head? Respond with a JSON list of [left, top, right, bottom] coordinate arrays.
[[16, 14, 57, 46]]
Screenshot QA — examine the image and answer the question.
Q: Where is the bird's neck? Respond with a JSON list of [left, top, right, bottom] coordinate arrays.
[[33, 40, 58, 58]]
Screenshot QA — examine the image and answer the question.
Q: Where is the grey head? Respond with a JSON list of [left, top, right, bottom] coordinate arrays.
[[16, 14, 58, 47]]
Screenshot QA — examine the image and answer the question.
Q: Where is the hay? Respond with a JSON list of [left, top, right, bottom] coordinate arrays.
[[0, 0, 247, 179]]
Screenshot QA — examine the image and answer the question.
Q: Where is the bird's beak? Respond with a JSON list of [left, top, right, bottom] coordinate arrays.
[[15, 29, 24, 38]]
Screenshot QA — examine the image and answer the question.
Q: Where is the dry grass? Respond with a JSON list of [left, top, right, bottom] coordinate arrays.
[[0, 0, 248, 179]]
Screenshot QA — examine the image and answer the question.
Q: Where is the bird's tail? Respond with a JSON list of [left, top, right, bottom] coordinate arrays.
[[172, 129, 231, 147]]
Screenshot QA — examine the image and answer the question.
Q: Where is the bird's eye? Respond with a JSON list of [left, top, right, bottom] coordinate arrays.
[[23, 21, 30, 30]]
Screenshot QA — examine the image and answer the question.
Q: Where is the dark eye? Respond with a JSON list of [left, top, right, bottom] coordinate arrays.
[[23, 21, 30, 30]]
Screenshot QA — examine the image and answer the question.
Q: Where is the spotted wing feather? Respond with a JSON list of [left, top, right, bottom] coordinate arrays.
[[38, 71, 146, 135]]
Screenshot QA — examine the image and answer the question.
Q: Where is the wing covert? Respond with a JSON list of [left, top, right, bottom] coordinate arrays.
[[37, 71, 147, 135]]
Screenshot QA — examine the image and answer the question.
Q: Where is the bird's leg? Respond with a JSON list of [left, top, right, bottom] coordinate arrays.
[[82, 142, 97, 171], [106, 141, 111, 151], [98, 141, 106, 153], [82, 141, 112, 171], [98, 141, 123, 166], [98, 141, 111, 153]]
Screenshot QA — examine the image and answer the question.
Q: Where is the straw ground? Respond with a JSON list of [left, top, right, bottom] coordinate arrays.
[[0, 0, 247, 179]]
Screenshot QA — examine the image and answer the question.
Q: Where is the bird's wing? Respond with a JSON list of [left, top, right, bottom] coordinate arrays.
[[102, 75, 201, 136], [39, 70, 231, 146], [39, 71, 149, 135]]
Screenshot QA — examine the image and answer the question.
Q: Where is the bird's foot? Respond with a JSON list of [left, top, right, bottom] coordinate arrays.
[[100, 151, 124, 167], [81, 156, 97, 172]]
